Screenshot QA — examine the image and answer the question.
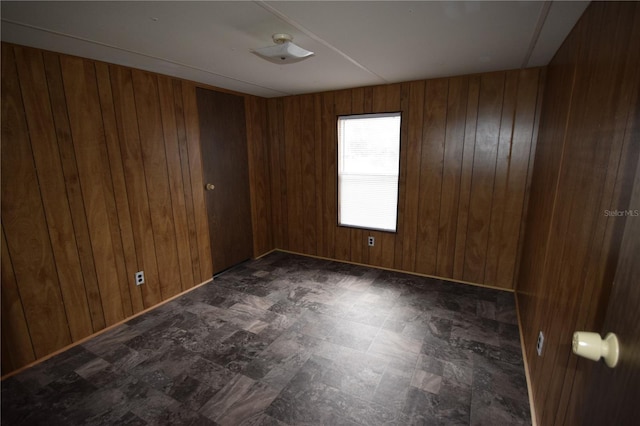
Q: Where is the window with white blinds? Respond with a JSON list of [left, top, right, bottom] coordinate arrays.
[[338, 113, 401, 232]]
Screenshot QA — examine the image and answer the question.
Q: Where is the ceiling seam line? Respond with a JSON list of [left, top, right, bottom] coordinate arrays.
[[1, 19, 292, 97], [521, 1, 553, 69], [255, 0, 389, 84]]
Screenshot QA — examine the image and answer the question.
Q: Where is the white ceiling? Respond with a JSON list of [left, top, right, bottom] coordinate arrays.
[[1, 1, 589, 98]]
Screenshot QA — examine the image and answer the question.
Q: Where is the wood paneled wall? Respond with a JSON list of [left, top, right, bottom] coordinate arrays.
[[0, 43, 221, 374], [516, 2, 640, 425], [265, 69, 543, 289], [245, 96, 274, 258]]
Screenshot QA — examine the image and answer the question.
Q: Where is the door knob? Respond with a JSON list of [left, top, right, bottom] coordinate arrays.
[[205, 183, 215, 191], [572, 331, 620, 368]]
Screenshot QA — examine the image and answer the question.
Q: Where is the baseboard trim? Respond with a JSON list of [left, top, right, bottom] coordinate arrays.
[[515, 292, 538, 426], [273, 248, 515, 293]]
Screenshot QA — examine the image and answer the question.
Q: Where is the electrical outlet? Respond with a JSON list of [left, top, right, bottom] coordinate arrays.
[[537, 331, 544, 356], [367, 236, 375, 247], [135, 271, 145, 286]]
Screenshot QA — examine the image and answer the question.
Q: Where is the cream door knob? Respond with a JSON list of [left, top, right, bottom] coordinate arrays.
[[572, 331, 619, 368], [205, 183, 215, 191]]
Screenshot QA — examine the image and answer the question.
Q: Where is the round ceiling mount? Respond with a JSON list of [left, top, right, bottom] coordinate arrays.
[[272, 33, 293, 44], [253, 33, 313, 64]]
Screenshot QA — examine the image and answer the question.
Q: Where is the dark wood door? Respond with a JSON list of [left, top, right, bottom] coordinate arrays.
[[583, 165, 640, 424], [196, 88, 253, 274]]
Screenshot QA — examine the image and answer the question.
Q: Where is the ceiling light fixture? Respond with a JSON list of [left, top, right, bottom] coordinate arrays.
[[252, 33, 314, 64]]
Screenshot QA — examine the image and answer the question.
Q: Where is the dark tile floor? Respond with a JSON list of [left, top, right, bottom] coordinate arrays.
[[1, 251, 531, 425]]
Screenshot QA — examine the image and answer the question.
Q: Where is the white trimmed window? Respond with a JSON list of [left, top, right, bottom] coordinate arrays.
[[338, 112, 401, 232]]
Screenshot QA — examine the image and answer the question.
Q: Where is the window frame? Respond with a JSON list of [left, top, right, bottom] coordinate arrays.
[[336, 111, 403, 234]]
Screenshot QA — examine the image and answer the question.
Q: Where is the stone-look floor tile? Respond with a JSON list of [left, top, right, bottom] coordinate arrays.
[[199, 374, 279, 425], [62, 387, 131, 425], [202, 329, 270, 373], [477, 300, 497, 320], [470, 388, 531, 426], [326, 319, 379, 352], [498, 322, 522, 350], [381, 317, 406, 333], [128, 387, 182, 424], [290, 311, 339, 340], [268, 375, 393, 426], [401, 387, 440, 424], [186, 356, 236, 393], [266, 381, 351, 425], [444, 361, 474, 386], [368, 329, 422, 365], [82, 325, 141, 356], [422, 336, 474, 371], [1, 251, 530, 426], [416, 353, 445, 376], [74, 356, 112, 379], [14, 346, 97, 390], [450, 317, 501, 347], [315, 355, 384, 401], [495, 292, 518, 319], [372, 366, 413, 411], [411, 369, 443, 395], [238, 413, 289, 426], [342, 304, 390, 327], [438, 376, 473, 425], [268, 299, 305, 317], [472, 354, 528, 403], [165, 373, 218, 411]]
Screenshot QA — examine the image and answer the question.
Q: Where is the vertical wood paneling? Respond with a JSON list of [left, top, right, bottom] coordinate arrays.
[[463, 73, 505, 283], [284, 96, 304, 253], [300, 95, 317, 255], [322, 92, 336, 259], [436, 76, 468, 277], [349, 88, 365, 264], [131, 70, 182, 299], [360, 87, 374, 265], [1, 226, 36, 374], [267, 98, 284, 249], [266, 69, 540, 289], [453, 76, 480, 280], [78, 60, 135, 320], [276, 99, 290, 250], [182, 81, 213, 282], [1, 45, 72, 357], [60, 56, 126, 325], [94, 61, 142, 316], [484, 71, 518, 285], [44, 53, 107, 329], [1, 43, 544, 375], [334, 90, 352, 261], [401, 81, 425, 272], [1, 44, 238, 374], [110, 66, 163, 308], [158, 76, 196, 291], [496, 69, 540, 288], [14, 47, 94, 340], [173, 80, 202, 282], [415, 78, 448, 275], [394, 83, 412, 269], [314, 94, 325, 257], [515, 2, 640, 424], [245, 96, 273, 257], [367, 86, 388, 267], [381, 85, 401, 269]]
